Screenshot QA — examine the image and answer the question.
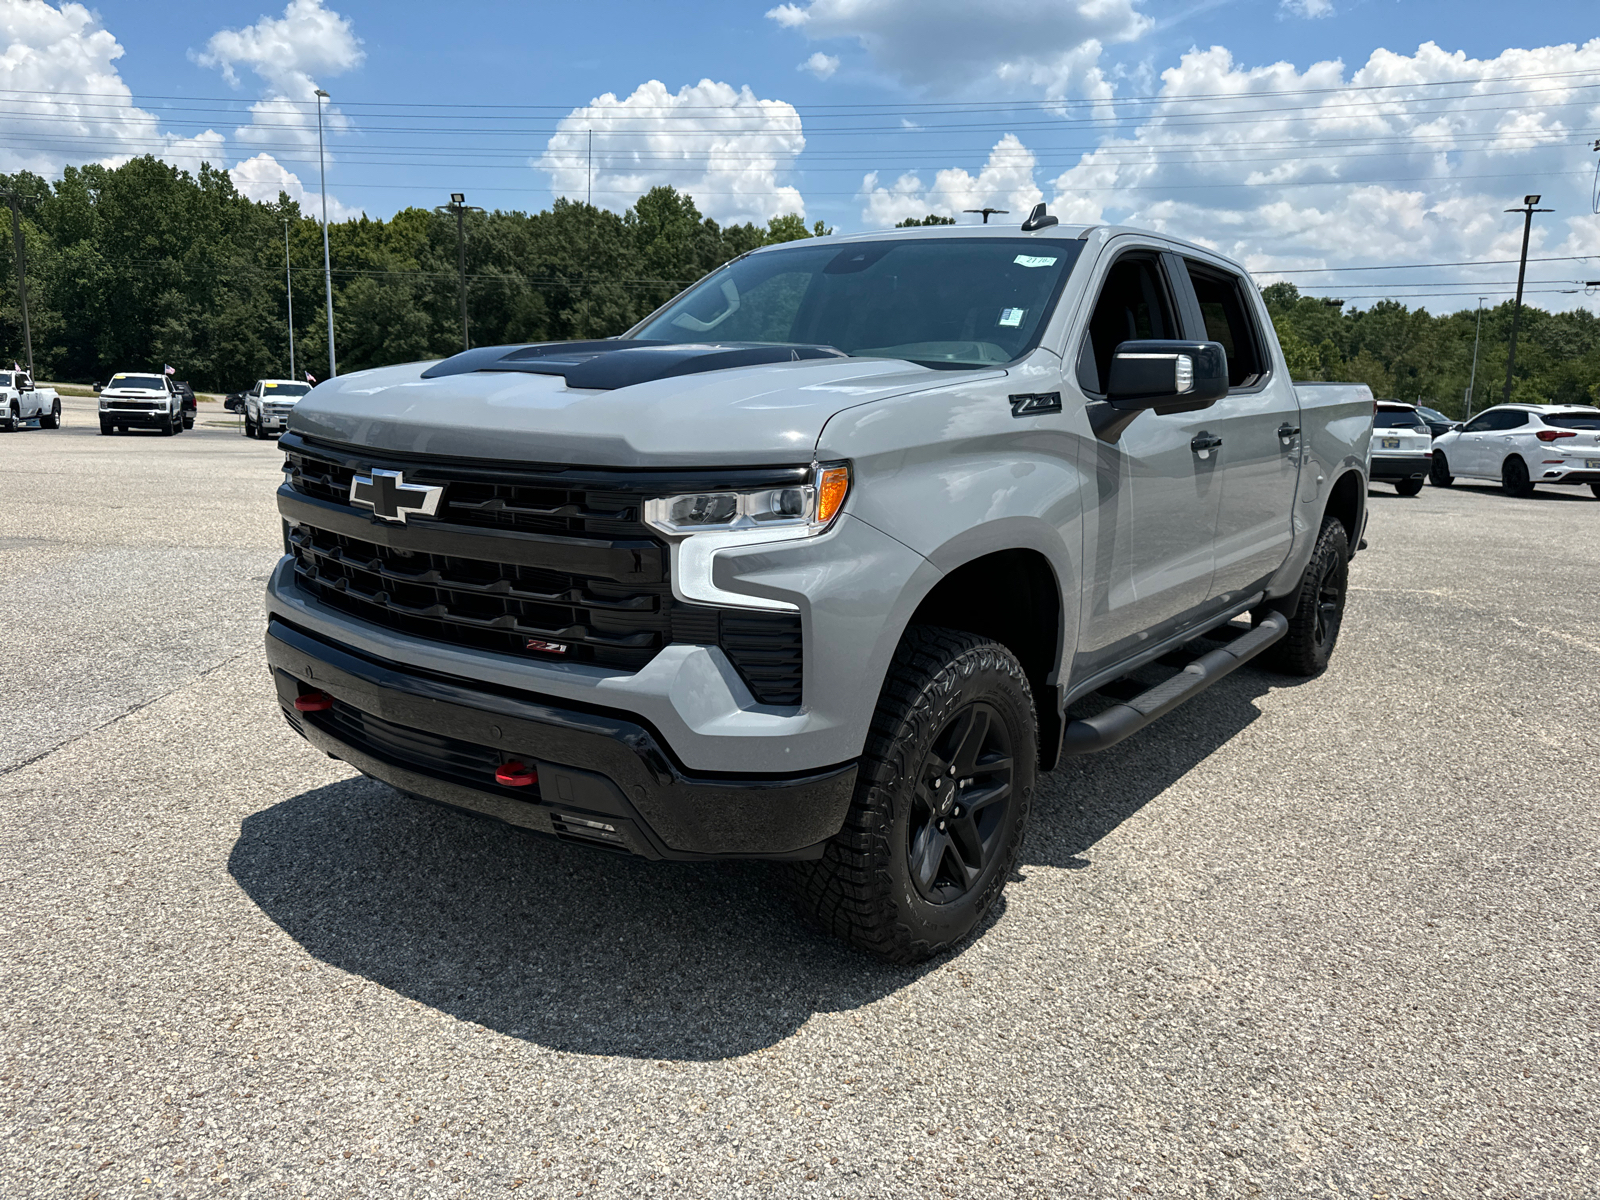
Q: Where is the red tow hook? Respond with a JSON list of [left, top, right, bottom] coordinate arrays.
[[294, 691, 334, 712], [495, 761, 537, 788]]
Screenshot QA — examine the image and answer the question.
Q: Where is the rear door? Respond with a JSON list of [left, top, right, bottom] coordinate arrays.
[[1071, 243, 1223, 680], [1175, 256, 1302, 602]]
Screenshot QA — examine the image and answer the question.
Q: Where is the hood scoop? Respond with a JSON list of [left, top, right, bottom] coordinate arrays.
[[420, 340, 848, 391]]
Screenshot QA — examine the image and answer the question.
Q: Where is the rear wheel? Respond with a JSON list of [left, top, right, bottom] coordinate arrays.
[[1263, 515, 1349, 677], [1395, 478, 1424, 497], [1591, 483, 1600, 500], [787, 627, 1035, 964], [39, 400, 60, 429], [1500, 456, 1532, 498], [1429, 453, 1453, 487]]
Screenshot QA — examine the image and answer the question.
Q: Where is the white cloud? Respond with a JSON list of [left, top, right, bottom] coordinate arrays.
[[801, 51, 839, 80], [229, 151, 362, 220], [859, 134, 1043, 227], [1039, 40, 1600, 309], [0, 1, 225, 174], [537, 79, 807, 226], [195, 0, 363, 148], [765, 0, 1151, 99], [1280, 0, 1335, 17]]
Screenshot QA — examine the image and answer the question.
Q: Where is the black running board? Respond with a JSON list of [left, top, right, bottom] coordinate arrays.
[[1059, 611, 1288, 756]]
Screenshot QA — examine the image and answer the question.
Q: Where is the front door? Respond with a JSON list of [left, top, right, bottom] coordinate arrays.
[[1177, 257, 1302, 602], [1451, 411, 1500, 476], [1073, 247, 1223, 680]]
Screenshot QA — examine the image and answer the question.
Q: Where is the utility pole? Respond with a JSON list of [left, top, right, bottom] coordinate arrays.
[[3, 190, 35, 376], [1501, 194, 1550, 405], [1465, 295, 1485, 420], [587, 128, 592, 207], [283, 218, 296, 380], [315, 87, 337, 377], [963, 208, 1008, 224], [435, 193, 483, 351]]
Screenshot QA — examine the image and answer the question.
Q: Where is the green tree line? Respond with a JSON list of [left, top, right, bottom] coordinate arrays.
[[0, 156, 828, 391], [1, 155, 1594, 410]]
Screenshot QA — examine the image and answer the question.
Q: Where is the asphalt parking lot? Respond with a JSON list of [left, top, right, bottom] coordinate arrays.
[[3, 395, 1597, 1199]]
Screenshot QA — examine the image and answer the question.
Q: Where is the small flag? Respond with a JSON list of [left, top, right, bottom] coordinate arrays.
[[164, 364, 175, 375], [305, 371, 317, 384]]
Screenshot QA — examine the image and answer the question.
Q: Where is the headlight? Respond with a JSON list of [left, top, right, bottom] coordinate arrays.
[[98, 398, 108, 410], [644, 464, 850, 538]]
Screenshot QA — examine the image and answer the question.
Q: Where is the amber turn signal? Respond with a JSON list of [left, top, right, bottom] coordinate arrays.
[[816, 465, 850, 525]]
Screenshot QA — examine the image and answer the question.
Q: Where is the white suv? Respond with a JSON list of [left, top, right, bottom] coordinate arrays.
[[1430, 404, 1600, 498], [243, 379, 313, 439], [1369, 401, 1433, 496]]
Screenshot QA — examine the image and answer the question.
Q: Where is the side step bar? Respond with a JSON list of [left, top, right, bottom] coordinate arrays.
[[1059, 612, 1288, 756]]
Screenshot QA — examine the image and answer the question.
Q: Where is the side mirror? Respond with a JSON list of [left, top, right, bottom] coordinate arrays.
[[93, 383, 102, 393], [1106, 340, 1228, 412]]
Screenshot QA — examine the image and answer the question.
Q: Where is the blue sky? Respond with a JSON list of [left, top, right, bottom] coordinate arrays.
[[2, 0, 1597, 310]]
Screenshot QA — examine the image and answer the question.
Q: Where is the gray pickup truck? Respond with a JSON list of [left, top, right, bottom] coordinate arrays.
[[264, 210, 1372, 963]]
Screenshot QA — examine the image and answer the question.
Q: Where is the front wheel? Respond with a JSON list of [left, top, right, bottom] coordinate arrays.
[[787, 627, 1036, 964], [1501, 456, 1532, 498], [1429, 454, 1453, 487], [3, 404, 18, 432], [1395, 477, 1424, 497], [1262, 515, 1349, 677], [99, 420, 113, 436]]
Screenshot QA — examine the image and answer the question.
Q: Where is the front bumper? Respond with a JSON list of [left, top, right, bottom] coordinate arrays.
[[1370, 453, 1431, 481], [266, 617, 857, 860], [103, 408, 175, 427]]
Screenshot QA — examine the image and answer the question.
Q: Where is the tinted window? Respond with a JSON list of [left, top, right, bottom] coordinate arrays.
[[1375, 411, 1426, 429], [1500, 411, 1530, 429], [633, 237, 1083, 368], [1543, 411, 1600, 430], [1079, 254, 1180, 394], [110, 374, 167, 390], [1184, 260, 1266, 387]]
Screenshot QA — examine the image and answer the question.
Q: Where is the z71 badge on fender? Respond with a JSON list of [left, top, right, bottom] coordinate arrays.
[[348, 469, 444, 523]]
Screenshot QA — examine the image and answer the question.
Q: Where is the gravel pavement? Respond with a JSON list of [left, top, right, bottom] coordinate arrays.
[[2, 397, 1597, 1199]]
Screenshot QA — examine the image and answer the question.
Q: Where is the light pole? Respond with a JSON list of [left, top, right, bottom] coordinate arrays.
[[1465, 295, 1486, 420], [315, 87, 337, 378], [434, 192, 484, 351], [283, 218, 296, 380], [1501, 194, 1550, 405], [3, 189, 35, 376]]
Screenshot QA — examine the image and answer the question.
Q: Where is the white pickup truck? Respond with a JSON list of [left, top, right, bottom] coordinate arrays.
[[96, 371, 186, 436], [1, 370, 61, 431]]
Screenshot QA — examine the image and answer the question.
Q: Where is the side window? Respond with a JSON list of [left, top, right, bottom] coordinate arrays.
[[1500, 411, 1529, 429], [1077, 254, 1180, 395], [1461, 413, 1495, 433], [1184, 260, 1267, 388]]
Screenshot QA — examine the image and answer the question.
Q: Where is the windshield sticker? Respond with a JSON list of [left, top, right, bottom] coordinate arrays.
[[998, 308, 1026, 327], [1013, 255, 1057, 268], [264, 383, 279, 389]]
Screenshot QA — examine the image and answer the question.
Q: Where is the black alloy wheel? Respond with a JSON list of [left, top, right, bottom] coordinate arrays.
[[906, 702, 1015, 906], [1501, 456, 1532, 498], [1430, 453, 1453, 487], [1311, 541, 1347, 657], [1262, 515, 1349, 677]]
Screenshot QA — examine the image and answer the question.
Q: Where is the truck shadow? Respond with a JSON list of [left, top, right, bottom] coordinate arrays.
[[229, 667, 1279, 1060]]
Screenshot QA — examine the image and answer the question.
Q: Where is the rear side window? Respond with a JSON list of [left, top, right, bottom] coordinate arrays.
[[1184, 260, 1267, 388], [1078, 254, 1181, 395], [1543, 411, 1600, 430], [1500, 411, 1530, 429]]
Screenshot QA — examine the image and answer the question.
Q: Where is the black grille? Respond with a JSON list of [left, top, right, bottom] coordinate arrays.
[[281, 436, 806, 705]]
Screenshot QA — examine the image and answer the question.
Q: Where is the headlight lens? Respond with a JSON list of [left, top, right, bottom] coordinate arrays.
[[644, 464, 850, 537]]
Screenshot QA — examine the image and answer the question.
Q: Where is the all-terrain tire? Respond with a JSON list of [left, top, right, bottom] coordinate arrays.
[[1501, 456, 1532, 497], [1395, 478, 1424, 497], [786, 627, 1036, 965], [1262, 515, 1349, 677], [1429, 453, 1453, 487]]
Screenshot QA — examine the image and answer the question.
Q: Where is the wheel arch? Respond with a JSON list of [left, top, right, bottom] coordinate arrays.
[[1323, 468, 1366, 554]]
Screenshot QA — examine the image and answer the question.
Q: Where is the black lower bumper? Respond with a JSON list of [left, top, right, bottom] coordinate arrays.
[[265, 618, 856, 861], [1370, 454, 1431, 481]]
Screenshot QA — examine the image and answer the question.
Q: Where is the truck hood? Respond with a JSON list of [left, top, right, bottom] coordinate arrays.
[[289, 355, 1000, 466], [102, 388, 169, 398]]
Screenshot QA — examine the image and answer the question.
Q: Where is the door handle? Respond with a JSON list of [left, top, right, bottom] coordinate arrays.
[[1191, 433, 1223, 454], [1277, 423, 1300, 441]]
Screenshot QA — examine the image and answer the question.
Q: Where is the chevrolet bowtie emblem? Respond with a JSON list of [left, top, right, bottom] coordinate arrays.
[[349, 469, 444, 524]]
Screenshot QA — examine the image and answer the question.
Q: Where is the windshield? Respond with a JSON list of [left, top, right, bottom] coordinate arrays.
[[0, 374, 10, 387], [263, 382, 311, 398], [632, 237, 1085, 368], [1375, 411, 1426, 429], [1544, 411, 1600, 430], [110, 374, 166, 390]]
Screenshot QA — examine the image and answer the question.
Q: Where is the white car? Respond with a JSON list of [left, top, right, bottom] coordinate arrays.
[[1430, 404, 1600, 498], [0, 370, 61, 431], [243, 379, 313, 439], [1368, 401, 1433, 496], [97, 371, 185, 436]]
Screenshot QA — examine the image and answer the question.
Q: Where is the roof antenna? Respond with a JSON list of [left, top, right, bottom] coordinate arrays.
[[1020, 202, 1057, 232]]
